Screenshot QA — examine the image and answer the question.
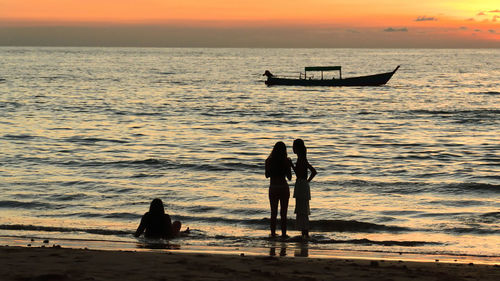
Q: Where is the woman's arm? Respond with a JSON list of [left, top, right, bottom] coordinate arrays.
[[134, 214, 147, 237], [307, 161, 317, 182], [164, 214, 173, 238], [289, 157, 296, 174], [286, 158, 292, 181]]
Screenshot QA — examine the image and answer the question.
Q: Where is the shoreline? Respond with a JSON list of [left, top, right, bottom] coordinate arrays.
[[1, 245, 499, 281], [2, 234, 499, 266]]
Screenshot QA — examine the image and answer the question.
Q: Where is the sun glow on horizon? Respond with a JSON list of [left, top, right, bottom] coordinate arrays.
[[0, 0, 498, 47], [1, 1, 497, 23]]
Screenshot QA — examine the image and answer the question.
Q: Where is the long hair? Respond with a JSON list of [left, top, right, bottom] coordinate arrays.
[[267, 141, 288, 176], [149, 198, 165, 216], [293, 139, 307, 158]]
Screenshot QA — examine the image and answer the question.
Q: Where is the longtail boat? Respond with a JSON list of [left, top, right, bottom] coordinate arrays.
[[263, 65, 400, 86]]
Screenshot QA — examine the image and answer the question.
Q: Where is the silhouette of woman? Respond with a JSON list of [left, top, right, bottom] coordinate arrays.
[[292, 139, 317, 237], [134, 198, 182, 239], [265, 141, 292, 238]]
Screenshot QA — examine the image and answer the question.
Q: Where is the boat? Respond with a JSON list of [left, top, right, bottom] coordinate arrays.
[[263, 65, 400, 86]]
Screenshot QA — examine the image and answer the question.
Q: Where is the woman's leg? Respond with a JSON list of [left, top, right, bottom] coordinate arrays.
[[279, 187, 290, 237], [269, 188, 279, 237]]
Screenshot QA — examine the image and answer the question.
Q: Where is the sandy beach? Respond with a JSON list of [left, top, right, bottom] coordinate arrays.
[[1, 246, 499, 281]]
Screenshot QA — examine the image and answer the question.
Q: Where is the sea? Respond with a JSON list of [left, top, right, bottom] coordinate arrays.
[[0, 47, 498, 263]]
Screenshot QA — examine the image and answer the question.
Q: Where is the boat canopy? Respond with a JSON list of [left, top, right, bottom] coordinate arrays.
[[305, 66, 341, 71], [304, 66, 342, 79]]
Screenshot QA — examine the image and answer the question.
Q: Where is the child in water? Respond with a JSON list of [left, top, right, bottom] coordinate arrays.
[[292, 139, 317, 238], [134, 198, 183, 239]]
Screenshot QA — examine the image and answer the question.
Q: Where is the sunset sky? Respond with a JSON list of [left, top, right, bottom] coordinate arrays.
[[0, 0, 499, 47]]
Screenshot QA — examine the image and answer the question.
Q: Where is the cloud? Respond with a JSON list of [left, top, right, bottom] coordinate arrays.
[[466, 18, 475, 21], [489, 10, 500, 13], [415, 16, 437, 21], [489, 29, 496, 33], [477, 12, 486, 16], [474, 29, 481, 32], [383, 27, 408, 32], [459, 26, 468, 30]]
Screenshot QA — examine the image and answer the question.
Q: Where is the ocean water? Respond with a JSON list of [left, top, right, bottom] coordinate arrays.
[[0, 47, 499, 260]]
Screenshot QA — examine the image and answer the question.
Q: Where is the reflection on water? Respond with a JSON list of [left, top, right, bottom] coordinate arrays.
[[136, 238, 181, 250], [294, 242, 309, 257], [269, 240, 310, 257], [269, 241, 287, 257]]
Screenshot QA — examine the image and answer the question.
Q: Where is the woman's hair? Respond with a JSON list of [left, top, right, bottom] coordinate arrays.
[[149, 198, 165, 215], [293, 138, 307, 158], [267, 141, 288, 176]]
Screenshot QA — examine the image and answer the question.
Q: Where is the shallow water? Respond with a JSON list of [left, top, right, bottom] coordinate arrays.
[[0, 47, 499, 259]]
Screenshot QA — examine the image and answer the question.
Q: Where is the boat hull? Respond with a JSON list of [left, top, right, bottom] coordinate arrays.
[[265, 66, 399, 87]]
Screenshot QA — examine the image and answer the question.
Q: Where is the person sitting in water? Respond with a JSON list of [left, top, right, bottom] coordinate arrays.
[[134, 198, 182, 239]]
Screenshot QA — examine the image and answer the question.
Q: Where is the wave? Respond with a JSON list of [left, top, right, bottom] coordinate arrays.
[[0, 224, 132, 236], [65, 136, 129, 144], [307, 219, 408, 233], [478, 212, 500, 224], [205, 233, 439, 247], [70, 158, 260, 172], [315, 238, 441, 247], [442, 182, 499, 193], [408, 109, 500, 115], [2, 134, 39, 140], [48, 193, 87, 201], [175, 216, 409, 233], [37, 211, 142, 220], [0, 224, 439, 249], [426, 199, 485, 207], [112, 110, 165, 116], [0, 200, 59, 210], [182, 205, 220, 213], [323, 180, 499, 195], [443, 227, 499, 235], [469, 91, 500, 96], [7, 156, 260, 173], [323, 180, 429, 194], [458, 212, 500, 225], [403, 109, 500, 124], [481, 212, 500, 218], [479, 156, 500, 167], [0, 102, 22, 109]]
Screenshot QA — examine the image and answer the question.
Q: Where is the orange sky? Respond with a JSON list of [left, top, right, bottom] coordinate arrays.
[[0, 0, 498, 47]]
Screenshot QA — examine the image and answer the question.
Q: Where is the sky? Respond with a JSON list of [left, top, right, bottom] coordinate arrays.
[[0, 0, 499, 47]]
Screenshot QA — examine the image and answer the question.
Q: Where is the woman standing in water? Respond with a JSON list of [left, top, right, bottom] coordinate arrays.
[[265, 141, 293, 238], [292, 139, 317, 238]]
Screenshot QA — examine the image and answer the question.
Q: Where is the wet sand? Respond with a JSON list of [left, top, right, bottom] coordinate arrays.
[[1, 246, 499, 281]]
